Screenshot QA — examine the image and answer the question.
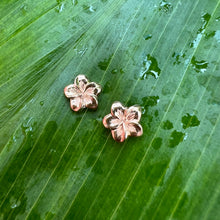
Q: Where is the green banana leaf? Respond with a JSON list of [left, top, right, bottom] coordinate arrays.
[[0, 0, 220, 219]]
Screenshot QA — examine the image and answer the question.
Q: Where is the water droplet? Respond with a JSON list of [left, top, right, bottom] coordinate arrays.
[[190, 13, 211, 48], [141, 106, 146, 114], [162, 120, 173, 130], [89, 5, 96, 12], [78, 47, 88, 56], [184, 58, 190, 66], [216, 16, 220, 21], [83, 4, 96, 13], [183, 133, 188, 141], [96, 116, 103, 123], [59, 3, 64, 12], [11, 204, 17, 209], [205, 31, 216, 40], [168, 130, 185, 148], [111, 68, 124, 74], [214, 30, 220, 43], [181, 113, 200, 129], [10, 199, 21, 209], [199, 13, 211, 32], [140, 54, 161, 79], [190, 33, 202, 48], [50, 149, 56, 153], [40, 101, 44, 106], [21, 117, 33, 133], [142, 96, 160, 107], [172, 52, 186, 65], [119, 68, 124, 74], [193, 109, 198, 115], [152, 137, 162, 150], [13, 136, 17, 142], [71, 15, 83, 24], [72, 0, 78, 6], [56, 0, 65, 13], [158, 0, 173, 14], [191, 56, 208, 73], [98, 55, 113, 70], [20, 5, 27, 15], [111, 69, 117, 74], [144, 34, 152, 40]]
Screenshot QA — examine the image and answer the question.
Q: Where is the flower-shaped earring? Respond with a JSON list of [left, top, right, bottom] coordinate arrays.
[[103, 101, 143, 142], [64, 75, 101, 111]]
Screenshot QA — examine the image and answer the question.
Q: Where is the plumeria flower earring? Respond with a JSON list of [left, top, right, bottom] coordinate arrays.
[[103, 101, 143, 142], [64, 75, 101, 111]]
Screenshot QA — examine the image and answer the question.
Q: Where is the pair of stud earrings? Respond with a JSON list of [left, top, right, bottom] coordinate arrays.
[[64, 75, 143, 142]]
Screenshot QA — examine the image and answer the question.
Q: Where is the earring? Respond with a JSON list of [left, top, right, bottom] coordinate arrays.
[[103, 101, 143, 142], [64, 75, 102, 111]]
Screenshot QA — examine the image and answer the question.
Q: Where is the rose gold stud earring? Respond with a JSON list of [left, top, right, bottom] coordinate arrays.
[[103, 101, 143, 142], [64, 75, 101, 111]]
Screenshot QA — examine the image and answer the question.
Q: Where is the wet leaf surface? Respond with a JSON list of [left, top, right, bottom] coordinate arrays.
[[0, 0, 220, 219]]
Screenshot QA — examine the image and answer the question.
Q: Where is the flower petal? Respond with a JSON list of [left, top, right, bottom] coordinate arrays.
[[111, 101, 126, 120], [64, 84, 81, 98], [103, 114, 121, 129], [70, 97, 82, 111], [82, 95, 98, 109], [85, 82, 102, 96], [126, 122, 143, 137], [74, 75, 89, 92], [126, 105, 142, 122], [111, 124, 126, 142]]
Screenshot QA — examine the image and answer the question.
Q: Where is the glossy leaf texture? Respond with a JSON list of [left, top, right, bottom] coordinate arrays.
[[0, 0, 220, 219]]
